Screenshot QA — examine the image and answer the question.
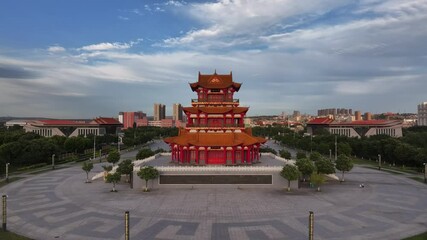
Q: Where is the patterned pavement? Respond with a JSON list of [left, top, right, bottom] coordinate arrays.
[[1, 165, 427, 240]]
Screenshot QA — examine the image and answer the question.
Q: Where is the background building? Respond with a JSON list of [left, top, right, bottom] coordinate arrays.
[[154, 103, 166, 121], [317, 108, 352, 117], [172, 103, 183, 121], [118, 111, 146, 129], [418, 102, 427, 126], [6, 117, 122, 137], [364, 112, 372, 121], [307, 117, 403, 138], [355, 111, 362, 121]]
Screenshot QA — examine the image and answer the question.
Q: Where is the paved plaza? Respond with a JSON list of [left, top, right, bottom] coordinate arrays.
[[1, 164, 427, 239]]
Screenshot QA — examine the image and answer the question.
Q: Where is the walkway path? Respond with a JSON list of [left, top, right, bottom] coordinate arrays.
[[1, 163, 426, 239]]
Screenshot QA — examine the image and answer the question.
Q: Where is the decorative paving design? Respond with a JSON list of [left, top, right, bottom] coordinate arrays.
[[2, 166, 427, 240]]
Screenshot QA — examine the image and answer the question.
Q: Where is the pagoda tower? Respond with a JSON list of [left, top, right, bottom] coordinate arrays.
[[164, 72, 266, 165]]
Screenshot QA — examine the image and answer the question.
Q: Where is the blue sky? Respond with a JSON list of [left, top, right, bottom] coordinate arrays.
[[1, 0, 426, 118]]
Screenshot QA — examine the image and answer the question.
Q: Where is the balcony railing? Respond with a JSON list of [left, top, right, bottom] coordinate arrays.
[[191, 99, 239, 103]]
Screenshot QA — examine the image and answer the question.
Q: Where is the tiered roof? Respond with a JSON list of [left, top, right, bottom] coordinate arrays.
[[164, 130, 266, 147], [190, 72, 241, 91], [183, 106, 248, 114], [165, 71, 265, 148]]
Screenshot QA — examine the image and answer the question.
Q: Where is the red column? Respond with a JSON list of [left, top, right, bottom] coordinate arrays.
[[232, 115, 235, 127], [223, 147, 227, 164], [196, 147, 199, 164], [187, 149, 190, 164], [179, 147, 183, 164], [232, 147, 235, 164], [205, 148, 208, 164], [197, 113, 200, 126], [247, 147, 250, 163], [172, 145, 175, 161], [241, 148, 244, 164]]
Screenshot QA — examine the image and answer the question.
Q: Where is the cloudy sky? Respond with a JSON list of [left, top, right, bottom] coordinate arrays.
[[1, 0, 426, 118]]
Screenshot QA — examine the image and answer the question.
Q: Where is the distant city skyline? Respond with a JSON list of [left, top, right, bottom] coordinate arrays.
[[1, 0, 426, 118]]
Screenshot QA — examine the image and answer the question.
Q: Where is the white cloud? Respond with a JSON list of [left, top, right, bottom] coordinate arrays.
[[163, 0, 346, 48], [79, 42, 131, 51], [78, 39, 143, 51], [2, 0, 427, 117], [165, 0, 186, 7], [47, 46, 66, 53], [118, 16, 130, 21]]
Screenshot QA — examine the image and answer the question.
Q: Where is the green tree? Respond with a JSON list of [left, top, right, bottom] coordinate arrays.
[[82, 161, 94, 183], [296, 151, 307, 159], [309, 152, 323, 162], [295, 158, 315, 181], [337, 142, 352, 156], [102, 165, 113, 172], [64, 136, 91, 153], [279, 150, 292, 159], [315, 158, 335, 174], [105, 172, 121, 192], [117, 159, 134, 183], [335, 154, 354, 182], [102, 165, 113, 181], [310, 173, 325, 192], [137, 166, 159, 192], [136, 148, 155, 160], [280, 164, 300, 191], [259, 147, 277, 155], [107, 149, 120, 166]]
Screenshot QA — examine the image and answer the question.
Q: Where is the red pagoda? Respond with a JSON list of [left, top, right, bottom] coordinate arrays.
[[164, 72, 266, 165]]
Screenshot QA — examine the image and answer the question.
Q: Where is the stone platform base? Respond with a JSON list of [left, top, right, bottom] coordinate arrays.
[[132, 153, 297, 189]]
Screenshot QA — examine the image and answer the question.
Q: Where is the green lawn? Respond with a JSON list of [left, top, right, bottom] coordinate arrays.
[[0, 231, 32, 240], [408, 176, 426, 184], [0, 177, 25, 188], [402, 231, 427, 240]]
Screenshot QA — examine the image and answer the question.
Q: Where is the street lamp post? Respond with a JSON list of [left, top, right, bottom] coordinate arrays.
[[118, 136, 121, 152], [93, 135, 96, 160], [52, 154, 55, 170], [2, 195, 6, 231], [308, 211, 314, 240], [334, 135, 337, 161], [125, 211, 130, 240], [378, 154, 381, 171], [329, 149, 332, 160], [423, 163, 426, 183], [5, 163, 10, 182], [310, 134, 313, 153]]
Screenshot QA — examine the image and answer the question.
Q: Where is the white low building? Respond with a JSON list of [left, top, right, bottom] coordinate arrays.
[[307, 117, 403, 138]]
